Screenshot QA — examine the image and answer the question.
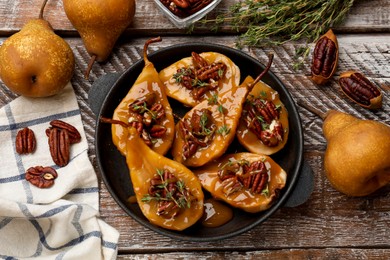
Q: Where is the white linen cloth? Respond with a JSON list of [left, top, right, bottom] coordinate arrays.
[[0, 83, 119, 259]]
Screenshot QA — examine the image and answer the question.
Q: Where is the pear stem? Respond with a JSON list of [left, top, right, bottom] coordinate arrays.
[[85, 55, 97, 79], [248, 53, 274, 90], [143, 37, 162, 66], [297, 100, 327, 120], [39, 0, 49, 19]]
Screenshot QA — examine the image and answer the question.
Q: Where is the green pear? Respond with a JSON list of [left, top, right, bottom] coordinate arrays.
[[299, 101, 390, 197], [0, 1, 75, 97], [63, 0, 136, 78]]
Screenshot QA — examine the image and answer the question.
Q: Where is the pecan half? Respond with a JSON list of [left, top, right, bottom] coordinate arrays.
[[244, 98, 284, 147], [48, 120, 81, 144], [143, 169, 193, 219], [15, 127, 36, 154], [173, 52, 227, 100], [218, 159, 269, 196], [25, 166, 58, 188], [339, 71, 382, 109], [311, 29, 339, 85], [160, 0, 213, 18], [48, 128, 70, 167], [149, 125, 167, 138], [179, 109, 215, 159]]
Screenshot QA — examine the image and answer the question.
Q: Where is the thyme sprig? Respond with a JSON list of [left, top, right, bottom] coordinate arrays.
[[141, 169, 191, 209], [196, 0, 355, 67], [208, 94, 231, 135]]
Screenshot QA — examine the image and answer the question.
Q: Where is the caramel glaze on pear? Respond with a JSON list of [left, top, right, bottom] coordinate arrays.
[[322, 110, 390, 197], [193, 153, 287, 213], [111, 37, 175, 156], [159, 52, 241, 107], [171, 54, 274, 167], [236, 79, 289, 155], [126, 127, 204, 231], [0, 1, 74, 97]]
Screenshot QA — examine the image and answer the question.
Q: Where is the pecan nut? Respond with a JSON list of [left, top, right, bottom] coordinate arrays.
[[15, 127, 36, 154], [179, 109, 215, 159], [339, 71, 382, 109], [25, 166, 58, 188], [48, 120, 81, 144], [160, 0, 213, 18], [244, 98, 284, 147], [48, 128, 70, 167], [311, 29, 339, 85], [218, 159, 269, 195], [149, 125, 167, 138], [143, 169, 192, 219], [173, 52, 226, 100]]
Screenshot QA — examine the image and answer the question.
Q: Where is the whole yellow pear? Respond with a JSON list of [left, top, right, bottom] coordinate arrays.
[[63, 0, 136, 77], [0, 19, 75, 97], [323, 110, 390, 196]]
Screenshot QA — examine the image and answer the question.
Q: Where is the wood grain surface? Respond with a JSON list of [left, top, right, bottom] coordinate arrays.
[[0, 0, 389, 259], [0, 0, 389, 35]]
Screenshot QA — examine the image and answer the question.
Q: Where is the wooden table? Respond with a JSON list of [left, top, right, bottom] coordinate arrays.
[[1, 0, 389, 259]]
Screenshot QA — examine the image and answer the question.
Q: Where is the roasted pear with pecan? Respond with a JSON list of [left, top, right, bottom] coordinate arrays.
[[126, 127, 204, 231], [171, 54, 274, 167], [237, 80, 289, 155], [193, 153, 287, 213], [159, 51, 240, 107], [109, 37, 175, 156]]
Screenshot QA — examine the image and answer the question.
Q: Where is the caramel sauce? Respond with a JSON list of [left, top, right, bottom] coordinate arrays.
[[201, 199, 233, 227], [127, 195, 138, 204], [194, 153, 287, 213], [111, 80, 175, 157], [159, 52, 241, 107]]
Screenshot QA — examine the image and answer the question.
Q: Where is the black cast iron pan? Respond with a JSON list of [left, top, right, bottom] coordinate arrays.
[[89, 42, 314, 241]]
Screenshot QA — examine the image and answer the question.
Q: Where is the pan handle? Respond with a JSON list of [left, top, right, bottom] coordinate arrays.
[[88, 72, 122, 116], [283, 160, 314, 208]]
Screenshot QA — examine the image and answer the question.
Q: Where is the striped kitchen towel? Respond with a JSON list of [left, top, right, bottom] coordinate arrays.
[[0, 83, 119, 259]]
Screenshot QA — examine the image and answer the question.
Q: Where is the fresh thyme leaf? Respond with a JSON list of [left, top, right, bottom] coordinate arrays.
[[132, 102, 157, 119], [218, 104, 224, 114], [262, 184, 270, 197], [196, 0, 355, 68], [200, 112, 213, 135], [156, 168, 164, 177], [217, 125, 231, 136], [218, 68, 224, 78], [207, 94, 219, 105], [259, 91, 267, 98]]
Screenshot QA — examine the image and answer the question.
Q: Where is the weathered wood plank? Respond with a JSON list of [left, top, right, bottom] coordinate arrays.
[[116, 249, 390, 259], [0, 35, 389, 254], [0, 0, 389, 36]]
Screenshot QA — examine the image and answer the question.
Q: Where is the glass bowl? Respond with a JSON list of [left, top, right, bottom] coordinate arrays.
[[152, 0, 222, 28]]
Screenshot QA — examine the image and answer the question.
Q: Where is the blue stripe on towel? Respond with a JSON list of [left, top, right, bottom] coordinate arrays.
[[102, 240, 118, 250], [69, 187, 99, 194], [0, 109, 81, 132], [0, 217, 13, 229], [0, 174, 24, 184], [17, 202, 117, 253], [34, 205, 74, 218], [5, 105, 33, 204]]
